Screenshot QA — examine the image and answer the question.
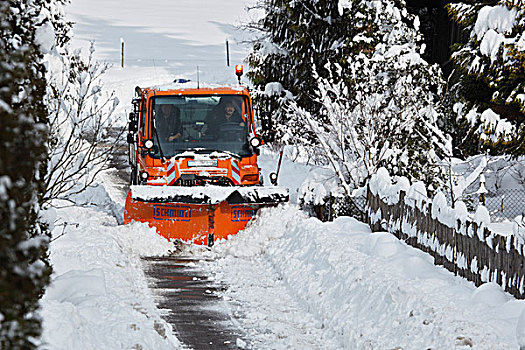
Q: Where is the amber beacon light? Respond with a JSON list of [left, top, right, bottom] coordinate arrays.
[[235, 64, 243, 83]]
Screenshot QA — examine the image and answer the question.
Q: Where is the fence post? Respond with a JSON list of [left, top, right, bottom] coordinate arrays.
[[477, 174, 487, 206], [399, 191, 405, 237]]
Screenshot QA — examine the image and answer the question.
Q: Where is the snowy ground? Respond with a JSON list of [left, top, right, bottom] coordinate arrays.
[[206, 206, 525, 349], [41, 159, 525, 349], [39, 0, 525, 349], [40, 199, 180, 349]]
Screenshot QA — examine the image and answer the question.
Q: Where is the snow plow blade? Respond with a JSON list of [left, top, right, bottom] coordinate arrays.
[[123, 185, 288, 246]]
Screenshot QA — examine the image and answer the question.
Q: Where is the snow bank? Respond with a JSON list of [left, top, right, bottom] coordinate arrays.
[[206, 206, 522, 349], [41, 190, 180, 349]]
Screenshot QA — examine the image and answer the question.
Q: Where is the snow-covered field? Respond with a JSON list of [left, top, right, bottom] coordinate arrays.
[[67, 0, 256, 89], [39, 0, 525, 349]]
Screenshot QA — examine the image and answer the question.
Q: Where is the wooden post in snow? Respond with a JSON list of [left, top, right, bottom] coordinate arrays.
[[226, 40, 230, 67], [121, 38, 125, 68]]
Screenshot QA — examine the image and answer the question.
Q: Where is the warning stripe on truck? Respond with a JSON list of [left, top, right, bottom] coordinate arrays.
[[167, 160, 177, 185], [231, 159, 241, 185]]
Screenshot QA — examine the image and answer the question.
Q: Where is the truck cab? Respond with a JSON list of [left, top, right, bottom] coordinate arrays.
[[128, 83, 267, 188]]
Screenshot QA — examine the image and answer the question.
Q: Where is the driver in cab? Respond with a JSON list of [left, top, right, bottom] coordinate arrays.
[[221, 101, 244, 127], [205, 99, 245, 137], [156, 104, 182, 142]]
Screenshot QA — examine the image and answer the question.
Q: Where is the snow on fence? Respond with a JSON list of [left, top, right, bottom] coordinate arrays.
[[365, 168, 525, 299]]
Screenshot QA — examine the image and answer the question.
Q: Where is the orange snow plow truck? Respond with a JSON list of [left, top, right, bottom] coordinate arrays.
[[123, 68, 288, 246]]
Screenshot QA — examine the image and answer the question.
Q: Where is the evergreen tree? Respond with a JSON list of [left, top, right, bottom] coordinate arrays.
[[246, 0, 372, 148], [0, 0, 66, 346], [447, 1, 525, 156]]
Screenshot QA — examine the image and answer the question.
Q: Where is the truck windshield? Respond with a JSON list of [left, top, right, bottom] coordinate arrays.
[[151, 95, 252, 158]]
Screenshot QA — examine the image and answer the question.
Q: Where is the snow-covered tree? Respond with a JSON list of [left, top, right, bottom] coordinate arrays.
[[0, 0, 52, 347], [288, 1, 449, 195], [246, 0, 371, 148], [447, 1, 525, 156]]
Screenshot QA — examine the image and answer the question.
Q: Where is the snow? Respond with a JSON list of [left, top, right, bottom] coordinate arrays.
[[472, 4, 521, 64], [475, 5, 518, 41], [41, 149, 525, 349], [475, 205, 491, 226], [38, 0, 525, 348], [455, 200, 469, 223], [66, 0, 256, 85], [130, 184, 288, 203], [150, 81, 246, 92], [34, 21, 56, 54], [338, 0, 352, 16], [405, 181, 428, 209], [254, 40, 289, 58], [452, 155, 487, 202], [41, 195, 181, 349], [298, 163, 342, 205], [369, 167, 397, 200], [431, 191, 456, 227], [264, 82, 285, 97], [479, 108, 515, 142], [200, 206, 523, 348], [0, 176, 12, 201], [480, 29, 507, 62]]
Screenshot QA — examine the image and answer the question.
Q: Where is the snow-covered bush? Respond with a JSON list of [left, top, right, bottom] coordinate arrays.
[[43, 43, 120, 204]]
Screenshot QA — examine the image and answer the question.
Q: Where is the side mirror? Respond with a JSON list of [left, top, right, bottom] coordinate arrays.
[[128, 120, 138, 132], [127, 133, 134, 144]]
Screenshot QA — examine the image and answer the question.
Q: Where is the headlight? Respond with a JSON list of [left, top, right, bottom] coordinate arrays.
[[140, 171, 149, 180], [250, 137, 261, 148], [187, 159, 218, 167], [269, 172, 278, 185], [144, 139, 154, 149]]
